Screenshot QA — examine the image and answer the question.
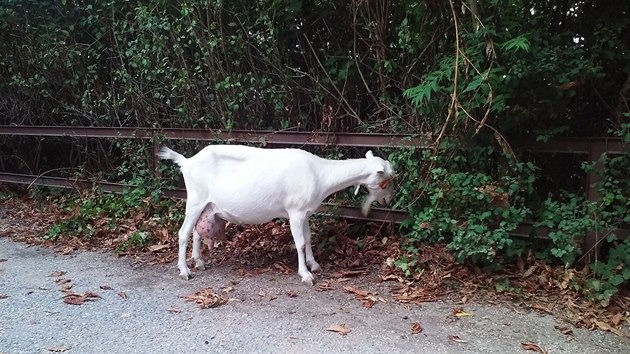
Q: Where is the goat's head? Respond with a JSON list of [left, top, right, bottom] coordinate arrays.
[[355, 150, 396, 216]]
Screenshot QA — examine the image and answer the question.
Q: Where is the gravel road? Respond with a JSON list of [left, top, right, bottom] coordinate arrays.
[[0, 236, 628, 354]]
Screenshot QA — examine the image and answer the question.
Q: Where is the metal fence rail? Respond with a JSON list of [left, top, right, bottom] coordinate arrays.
[[1, 125, 628, 258], [0, 172, 408, 223], [0, 126, 432, 148]]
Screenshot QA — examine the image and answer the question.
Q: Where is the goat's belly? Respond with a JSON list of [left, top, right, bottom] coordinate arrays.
[[213, 203, 289, 225], [205, 187, 315, 225], [218, 211, 286, 225]]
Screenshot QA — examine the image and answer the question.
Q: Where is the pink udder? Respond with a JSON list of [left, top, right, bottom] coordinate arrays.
[[195, 205, 226, 247]]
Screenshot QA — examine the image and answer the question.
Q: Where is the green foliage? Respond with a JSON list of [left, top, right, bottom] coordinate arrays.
[[533, 194, 596, 267], [596, 123, 630, 227], [494, 278, 516, 293], [118, 231, 152, 252], [45, 140, 176, 248], [45, 189, 115, 241], [2, 1, 626, 135], [581, 124, 630, 303], [583, 235, 630, 305], [394, 141, 536, 264]]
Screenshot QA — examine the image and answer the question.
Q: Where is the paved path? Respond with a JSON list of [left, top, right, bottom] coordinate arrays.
[[0, 237, 628, 354]]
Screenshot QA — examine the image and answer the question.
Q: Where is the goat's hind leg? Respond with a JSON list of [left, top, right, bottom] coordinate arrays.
[[177, 201, 205, 280], [192, 229, 206, 271], [192, 203, 216, 271], [193, 204, 226, 272]]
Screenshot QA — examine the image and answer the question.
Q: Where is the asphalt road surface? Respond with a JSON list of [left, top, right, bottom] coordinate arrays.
[[1, 237, 628, 354]]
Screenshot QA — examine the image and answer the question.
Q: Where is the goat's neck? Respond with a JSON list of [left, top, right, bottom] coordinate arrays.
[[317, 158, 371, 197]]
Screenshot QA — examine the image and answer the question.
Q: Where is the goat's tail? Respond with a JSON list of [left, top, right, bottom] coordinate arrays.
[[157, 146, 187, 167]]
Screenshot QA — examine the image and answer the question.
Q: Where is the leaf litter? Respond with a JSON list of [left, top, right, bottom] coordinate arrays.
[[181, 287, 229, 309], [50, 273, 101, 305], [520, 342, 548, 354], [1, 195, 629, 337]]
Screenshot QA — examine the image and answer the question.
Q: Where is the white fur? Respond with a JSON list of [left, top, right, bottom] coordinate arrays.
[[158, 144, 394, 285]]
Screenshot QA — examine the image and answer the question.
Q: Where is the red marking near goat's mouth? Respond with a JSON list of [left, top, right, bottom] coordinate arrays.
[[379, 177, 394, 189]]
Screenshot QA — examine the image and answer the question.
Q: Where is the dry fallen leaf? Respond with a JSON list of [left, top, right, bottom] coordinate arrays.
[[610, 313, 623, 327], [59, 246, 73, 255], [531, 303, 552, 314], [554, 325, 574, 336], [148, 243, 170, 252], [182, 287, 228, 309], [362, 300, 375, 308], [318, 280, 335, 291], [520, 342, 548, 354], [83, 291, 101, 299], [47, 346, 70, 352], [286, 290, 298, 298], [523, 265, 537, 278], [167, 307, 181, 313], [448, 335, 467, 343], [594, 320, 627, 337], [326, 324, 351, 336], [117, 291, 128, 299], [62, 291, 101, 305], [100, 285, 113, 290], [411, 322, 423, 334], [48, 271, 66, 277], [63, 293, 98, 305], [343, 286, 369, 298], [453, 307, 473, 317]]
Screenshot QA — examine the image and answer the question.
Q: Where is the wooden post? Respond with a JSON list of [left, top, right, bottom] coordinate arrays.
[[151, 137, 161, 179], [583, 139, 606, 262]]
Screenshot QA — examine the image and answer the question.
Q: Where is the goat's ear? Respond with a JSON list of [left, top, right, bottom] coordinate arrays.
[[365, 150, 374, 158]]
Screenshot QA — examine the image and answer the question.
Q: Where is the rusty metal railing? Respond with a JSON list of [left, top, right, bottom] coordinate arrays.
[[0, 125, 627, 259]]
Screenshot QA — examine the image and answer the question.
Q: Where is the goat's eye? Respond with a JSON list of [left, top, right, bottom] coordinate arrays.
[[376, 170, 384, 175]]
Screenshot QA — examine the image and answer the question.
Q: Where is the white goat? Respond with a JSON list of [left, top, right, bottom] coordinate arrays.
[[158, 144, 395, 285]]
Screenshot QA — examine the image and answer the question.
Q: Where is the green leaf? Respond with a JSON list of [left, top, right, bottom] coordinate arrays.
[[463, 76, 483, 93], [609, 274, 625, 286]]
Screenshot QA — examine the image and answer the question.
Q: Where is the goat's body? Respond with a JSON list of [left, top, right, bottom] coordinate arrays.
[[159, 144, 394, 284], [184, 146, 321, 223]]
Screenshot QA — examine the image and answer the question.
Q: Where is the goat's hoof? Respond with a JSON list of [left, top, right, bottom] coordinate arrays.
[[301, 273, 315, 286], [179, 267, 192, 280], [195, 259, 206, 271]]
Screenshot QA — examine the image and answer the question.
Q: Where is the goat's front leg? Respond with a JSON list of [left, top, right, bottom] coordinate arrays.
[[302, 220, 321, 273], [289, 212, 315, 285]]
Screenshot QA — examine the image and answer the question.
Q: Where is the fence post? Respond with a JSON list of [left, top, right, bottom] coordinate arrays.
[[583, 139, 606, 262], [151, 136, 161, 179]]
